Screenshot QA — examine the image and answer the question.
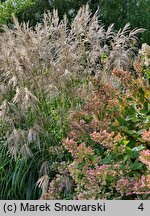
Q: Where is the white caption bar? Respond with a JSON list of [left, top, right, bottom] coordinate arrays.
[[0, 200, 149, 216]]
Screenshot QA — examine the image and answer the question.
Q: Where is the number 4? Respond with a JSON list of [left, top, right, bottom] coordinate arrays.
[[138, 203, 144, 211]]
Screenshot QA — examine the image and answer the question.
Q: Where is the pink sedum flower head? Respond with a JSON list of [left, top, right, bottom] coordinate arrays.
[[142, 129, 150, 142], [139, 150, 150, 169]]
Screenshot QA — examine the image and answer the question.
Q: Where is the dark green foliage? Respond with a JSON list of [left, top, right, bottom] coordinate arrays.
[[95, 0, 150, 44], [0, 0, 149, 43], [0, 0, 34, 27]]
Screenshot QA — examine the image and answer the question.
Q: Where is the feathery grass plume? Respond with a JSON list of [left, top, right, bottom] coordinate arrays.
[[0, 5, 144, 96], [40, 161, 49, 176], [12, 87, 38, 111], [0, 100, 9, 120], [36, 175, 49, 198], [28, 126, 40, 145], [20, 143, 33, 158], [6, 128, 27, 160]]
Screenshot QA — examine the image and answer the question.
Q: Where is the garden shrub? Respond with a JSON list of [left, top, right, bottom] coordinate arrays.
[[43, 43, 150, 200]]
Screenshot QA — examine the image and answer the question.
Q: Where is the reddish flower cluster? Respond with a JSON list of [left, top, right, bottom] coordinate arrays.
[[90, 130, 114, 149], [139, 150, 150, 169], [116, 177, 129, 195], [142, 129, 150, 142], [133, 59, 142, 73], [62, 138, 78, 156], [112, 68, 132, 86], [116, 175, 150, 196]]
